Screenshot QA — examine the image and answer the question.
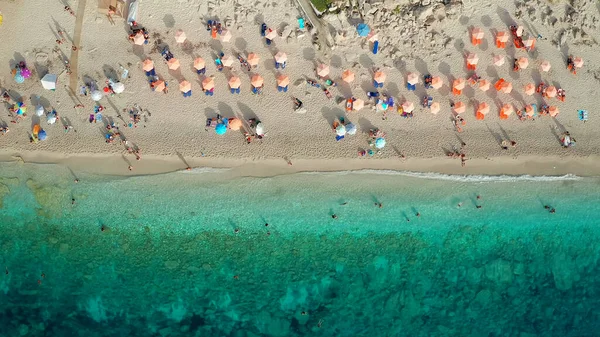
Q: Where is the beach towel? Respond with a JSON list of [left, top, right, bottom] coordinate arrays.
[[579, 110, 588, 121], [298, 18, 305, 30]]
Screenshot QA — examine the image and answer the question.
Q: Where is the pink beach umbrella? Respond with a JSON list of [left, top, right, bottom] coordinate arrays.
[[220, 30, 232, 42], [142, 59, 154, 72], [251, 75, 264, 88], [453, 101, 466, 114], [540, 60, 551, 72], [167, 58, 180, 70], [274, 52, 287, 64], [517, 57, 529, 69], [266, 29, 277, 40], [373, 71, 386, 84], [524, 83, 535, 96], [407, 72, 419, 85], [317, 64, 330, 77], [479, 79, 491, 92], [228, 76, 241, 89], [342, 69, 355, 83], [431, 76, 442, 89], [247, 53, 260, 67], [573, 57, 584, 68], [221, 55, 234, 67], [352, 98, 364, 111], [401, 101, 414, 113], [493, 54, 505, 66], [202, 77, 215, 91], [175, 30, 187, 43], [194, 58, 205, 70], [549, 106, 560, 117], [179, 80, 191, 93], [277, 74, 290, 87], [545, 86, 557, 98], [430, 102, 440, 114]]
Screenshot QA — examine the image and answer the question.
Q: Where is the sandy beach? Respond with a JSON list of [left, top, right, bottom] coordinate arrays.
[[0, 0, 598, 177]]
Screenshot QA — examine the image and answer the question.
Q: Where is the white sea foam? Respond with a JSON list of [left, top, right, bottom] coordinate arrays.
[[178, 167, 232, 174], [300, 170, 582, 182]]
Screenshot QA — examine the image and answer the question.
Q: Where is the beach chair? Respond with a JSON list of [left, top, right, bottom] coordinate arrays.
[[476, 111, 485, 120], [406, 83, 416, 91], [372, 40, 379, 54], [494, 79, 505, 91], [579, 110, 588, 122], [466, 63, 476, 71], [452, 88, 461, 96]]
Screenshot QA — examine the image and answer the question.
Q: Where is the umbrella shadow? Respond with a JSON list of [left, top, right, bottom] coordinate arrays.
[[102, 64, 119, 81], [237, 102, 258, 120], [508, 66, 520, 80], [61, 116, 72, 130], [486, 124, 504, 146], [302, 47, 316, 61], [394, 58, 407, 72], [453, 38, 465, 53], [218, 102, 235, 118], [459, 15, 470, 26], [358, 117, 375, 134], [163, 14, 175, 28], [438, 61, 452, 83], [549, 124, 562, 145], [176, 151, 190, 168], [359, 54, 374, 69], [481, 15, 492, 27], [497, 123, 511, 142], [168, 68, 184, 82], [531, 69, 542, 85], [9, 52, 24, 69], [510, 90, 523, 103], [321, 106, 344, 125], [552, 118, 567, 134], [338, 82, 353, 98], [415, 58, 429, 75], [235, 37, 248, 53], [51, 17, 73, 43], [386, 82, 400, 98], [485, 65, 498, 79], [331, 54, 343, 68], [360, 80, 374, 94], [31, 95, 51, 109], [204, 107, 218, 119], [496, 6, 515, 26], [210, 39, 223, 53]]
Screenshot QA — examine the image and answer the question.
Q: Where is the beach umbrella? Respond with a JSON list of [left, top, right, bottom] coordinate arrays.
[[91, 90, 103, 101], [276, 74, 289, 87], [251, 75, 264, 88], [500, 81, 513, 93], [247, 53, 260, 67], [220, 30, 232, 42], [228, 118, 243, 131], [33, 125, 41, 136], [453, 101, 466, 114], [407, 72, 419, 85], [353, 98, 364, 111], [35, 105, 44, 117], [430, 102, 440, 114], [545, 86, 557, 98], [375, 137, 386, 149], [501, 103, 514, 116], [466, 53, 479, 65], [13, 102, 26, 115], [38, 129, 47, 141], [357, 23, 370, 37], [367, 32, 379, 43], [202, 77, 215, 91], [265, 29, 277, 40], [496, 31, 509, 43], [167, 58, 180, 70], [523, 37, 535, 49], [525, 104, 535, 117], [47, 114, 56, 124], [317, 64, 330, 77], [335, 124, 346, 136], [221, 55, 234, 67], [540, 60, 551, 72], [493, 54, 505, 66], [112, 82, 125, 94], [215, 123, 227, 135], [516, 26, 524, 37], [175, 29, 187, 43], [21, 68, 31, 79], [133, 32, 145, 45], [431, 76, 442, 89], [374, 71, 386, 84], [255, 122, 265, 136], [524, 83, 535, 96], [549, 106, 559, 117], [179, 80, 191, 93], [228, 76, 241, 89], [479, 79, 491, 91], [142, 59, 154, 72], [401, 101, 414, 113], [517, 57, 529, 69], [153, 80, 166, 92], [274, 52, 287, 64], [477, 102, 490, 115], [453, 78, 466, 90], [471, 27, 484, 45], [14, 72, 24, 84], [194, 58, 206, 70], [41, 74, 57, 90], [573, 57, 584, 68], [345, 123, 357, 135], [342, 69, 355, 83]]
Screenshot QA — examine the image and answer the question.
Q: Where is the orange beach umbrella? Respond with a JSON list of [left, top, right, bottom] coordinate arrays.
[[374, 71, 386, 84], [167, 58, 180, 70], [500, 81, 513, 94], [342, 69, 355, 83], [353, 98, 364, 111], [194, 58, 205, 70], [153, 80, 165, 92], [202, 77, 215, 91], [525, 104, 535, 117], [277, 74, 289, 87], [274, 52, 287, 64], [179, 80, 191, 93], [247, 53, 260, 66], [549, 106, 559, 117], [517, 57, 529, 69], [251, 75, 264, 87], [142, 59, 154, 72], [431, 76, 442, 89], [501, 103, 514, 116], [430, 102, 440, 114], [453, 101, 466, 114], [453, 78, 466, 90], [228, 76, 241, 89], [407, 73, 419, 85], [228, 118, 243, 131], [545, 86, 557, 98], [479, 79, 491, 91], [401, 101, 414, 113], [477, 102, 490, 115]]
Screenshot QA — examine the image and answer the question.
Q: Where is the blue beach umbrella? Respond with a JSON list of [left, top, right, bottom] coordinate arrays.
[[375, 137, 386, 149], [357, 23, 370, 37], [215, 123, 227, 135], [14, 72, 25, 84], [38, 130, 47, 141]]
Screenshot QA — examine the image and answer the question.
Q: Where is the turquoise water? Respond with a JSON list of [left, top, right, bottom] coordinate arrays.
[[1, 162, 600, 336]]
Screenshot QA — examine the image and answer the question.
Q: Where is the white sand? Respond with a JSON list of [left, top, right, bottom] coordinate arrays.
[[0, 0, 598, 176]]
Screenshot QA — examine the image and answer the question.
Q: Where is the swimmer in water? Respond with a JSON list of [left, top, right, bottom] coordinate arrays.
[[476, 205, 482, 209], [550, 208, 556, 213], [476, 195, 481, 200], [544, 205, 551, 209], [416, 212, 420, 217], [457, 202, 463, 208], [71, 198, 75, 205], [265, 223, 269, 227], [332, 214, 338, 219], [340, 202, 348, 205], [374, 202, 383, 208]]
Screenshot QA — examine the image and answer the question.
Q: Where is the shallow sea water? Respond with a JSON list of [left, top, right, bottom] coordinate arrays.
[[1, 162, 600, 337]]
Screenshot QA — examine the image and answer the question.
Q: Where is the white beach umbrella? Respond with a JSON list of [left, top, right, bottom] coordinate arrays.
[[41, 74, 57, 90], [91, 90, 103, 101], [255, 122, 264, 136], [345, 123, 357, 135], [335, 124, 346, 136], [47, 114, 57, 124], [36, 105, 45, 117], [112, 82, 125, 94]]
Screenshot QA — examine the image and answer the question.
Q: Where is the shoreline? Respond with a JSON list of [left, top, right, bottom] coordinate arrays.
[[1, 149, 599, 178]]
